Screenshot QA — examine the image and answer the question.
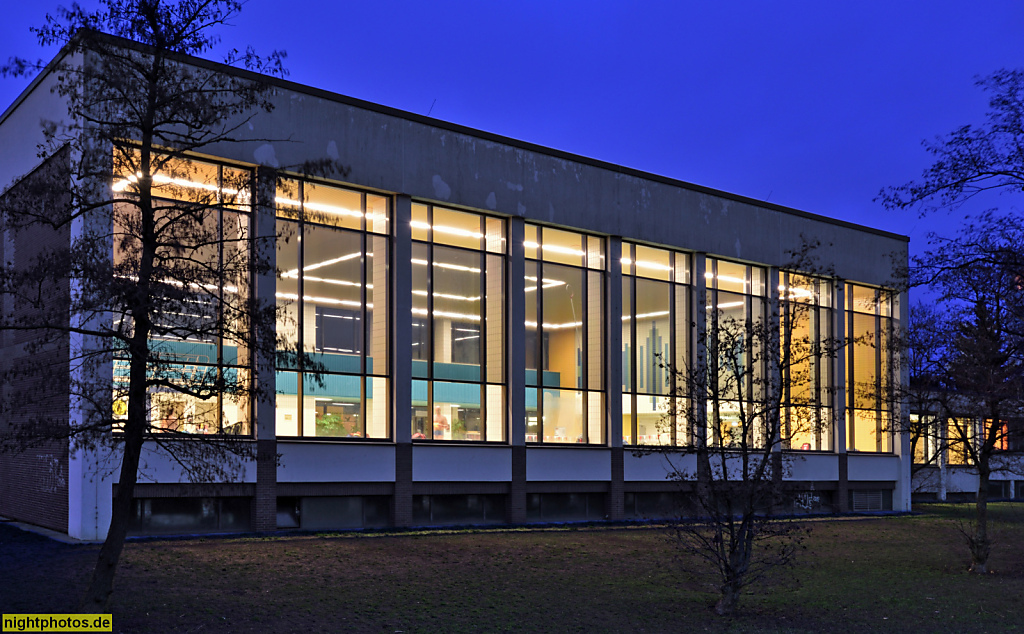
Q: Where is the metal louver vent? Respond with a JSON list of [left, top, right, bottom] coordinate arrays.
[[852, 490, 883, 512]]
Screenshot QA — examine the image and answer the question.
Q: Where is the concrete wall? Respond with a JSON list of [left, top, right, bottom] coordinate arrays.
[[0, 60, 72, 195], [278, 442, 396, 483], [198, 85, 906, 287], [848, 454, 901, 482], [527, 448, 611, 481], [412, 445, 511, 482]]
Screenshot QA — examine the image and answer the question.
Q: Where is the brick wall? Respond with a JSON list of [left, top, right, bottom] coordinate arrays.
[[0, 148, 72, 532]]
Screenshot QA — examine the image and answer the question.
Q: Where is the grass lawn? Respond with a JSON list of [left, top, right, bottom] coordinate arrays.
[[3, 504, 1024, 633]]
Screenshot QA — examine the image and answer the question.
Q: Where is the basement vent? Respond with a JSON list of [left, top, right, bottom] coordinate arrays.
[[851, 490, 884, 512]]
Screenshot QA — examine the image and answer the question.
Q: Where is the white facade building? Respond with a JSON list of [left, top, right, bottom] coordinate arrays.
[[0, 39, 910, 539]]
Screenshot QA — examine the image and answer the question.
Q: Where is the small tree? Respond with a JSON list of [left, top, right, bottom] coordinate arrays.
[[0, 0, 336, 609], [653, 251, 844, 615], [881, 69, 1024, 573]]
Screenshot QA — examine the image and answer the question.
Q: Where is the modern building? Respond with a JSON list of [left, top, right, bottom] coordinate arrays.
[[0, 37, 910, 540], [911, 415, 1024, 502]]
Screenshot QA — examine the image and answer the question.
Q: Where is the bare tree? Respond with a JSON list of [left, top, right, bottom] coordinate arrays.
[[881, 69, 1024, 573], [651, 249, 847, 615], [912, 217, 1024, 572], [0, 0, 337, 610]]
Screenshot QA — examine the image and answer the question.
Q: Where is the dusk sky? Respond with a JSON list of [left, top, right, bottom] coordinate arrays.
[[3, 1, 1024, 255]]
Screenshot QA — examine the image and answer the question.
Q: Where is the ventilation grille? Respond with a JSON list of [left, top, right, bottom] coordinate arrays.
[[852, 490, 883, 512]]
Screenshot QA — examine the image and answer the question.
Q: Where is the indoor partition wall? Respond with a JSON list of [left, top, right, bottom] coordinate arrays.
[[410, 204, 505, 442], [275, 179, 390, 439], [621, 244, 691, 446], [524, 225, 605, 444]]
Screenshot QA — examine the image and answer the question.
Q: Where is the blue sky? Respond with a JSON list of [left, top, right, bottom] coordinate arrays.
[[3, 1, 1024, 251]]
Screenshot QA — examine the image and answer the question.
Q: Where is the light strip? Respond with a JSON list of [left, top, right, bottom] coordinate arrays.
[[411, 307, 481, 322], [622, 257, 673, 272], [411, 258, 482, 273], [276, 196, 363, 219], [524, 240, 586, 257], [298, 275, 372, 289], [410, 220, 488, 240], [524, 320, 584, 330], [115, 274, 238, 294], [524, 275, 565, 292], [705, 272, 748, 286], [706, 301, 745, 310], [412, 290, 481, 302], [275, 292, 371, 309], [282, 251, 362, 278], [621, 310, 671, 321], [113, 173, 247, 200]]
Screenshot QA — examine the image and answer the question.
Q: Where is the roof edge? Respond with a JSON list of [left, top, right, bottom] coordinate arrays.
[[1, 31, 909, 244]]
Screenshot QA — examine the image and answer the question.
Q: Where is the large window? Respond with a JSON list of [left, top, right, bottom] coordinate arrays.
[[410, 204, 505, 442], [705, 259, 767, 448], [846, 284, 894, 452], [621, 244, 690, 446], [275, 179, 389, 439], [780, 273, 833, 451], [112, 152, 253, 435], [525, 225, 605, 444]]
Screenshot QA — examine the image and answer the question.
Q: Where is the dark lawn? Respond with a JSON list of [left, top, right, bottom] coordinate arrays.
[[2, 504, 1024, 633]]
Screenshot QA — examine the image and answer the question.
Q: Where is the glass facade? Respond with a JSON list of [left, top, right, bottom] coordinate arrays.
[[109, 152, 898, 453], [524, 225, 605, 444], [704, 259, 768, 448], [780, 273, 833, 451], [846, 284, 894, 452], [410, 204, 505, 441], [275, 179, 390, 439], [621, 244, 691, 446], [112, 151, 253, 435]]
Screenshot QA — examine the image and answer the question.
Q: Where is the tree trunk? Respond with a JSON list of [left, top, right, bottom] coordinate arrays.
[[80, 331, 150, 610], [969, 465, 991, 573], [714, 581, 741, 616], [80, 131, 157, 610], [79, 428, 145, 610]]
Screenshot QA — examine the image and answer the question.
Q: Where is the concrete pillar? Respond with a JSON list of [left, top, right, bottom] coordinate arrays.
[[606, 237, 624, 520], [392, 195, 414, 526], [691, 254, 708, 453], [834, 279, 849, 512], [68, 141, 113, 541], [253, 165, 278, 532], [507, 218, 527, 523], [893, 289, 912, 511], [767, 268, 783, 493]]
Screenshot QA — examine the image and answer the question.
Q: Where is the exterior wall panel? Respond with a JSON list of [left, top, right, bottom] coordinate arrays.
[[412, 446, 512, 482], [848, 454, 901, 482], [527, 448, 611, 481], [278, 443, 396, 483]]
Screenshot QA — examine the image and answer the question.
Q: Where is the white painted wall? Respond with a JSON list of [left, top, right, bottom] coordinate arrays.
[[848, 454, 900, 481], [624, 451, 694, 481], [786, 453, 840, 481], [112, 443, 257, 484], [412, 445, 511, 481], [279, 442, 395, 483], [527, 448, 610, 481]]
